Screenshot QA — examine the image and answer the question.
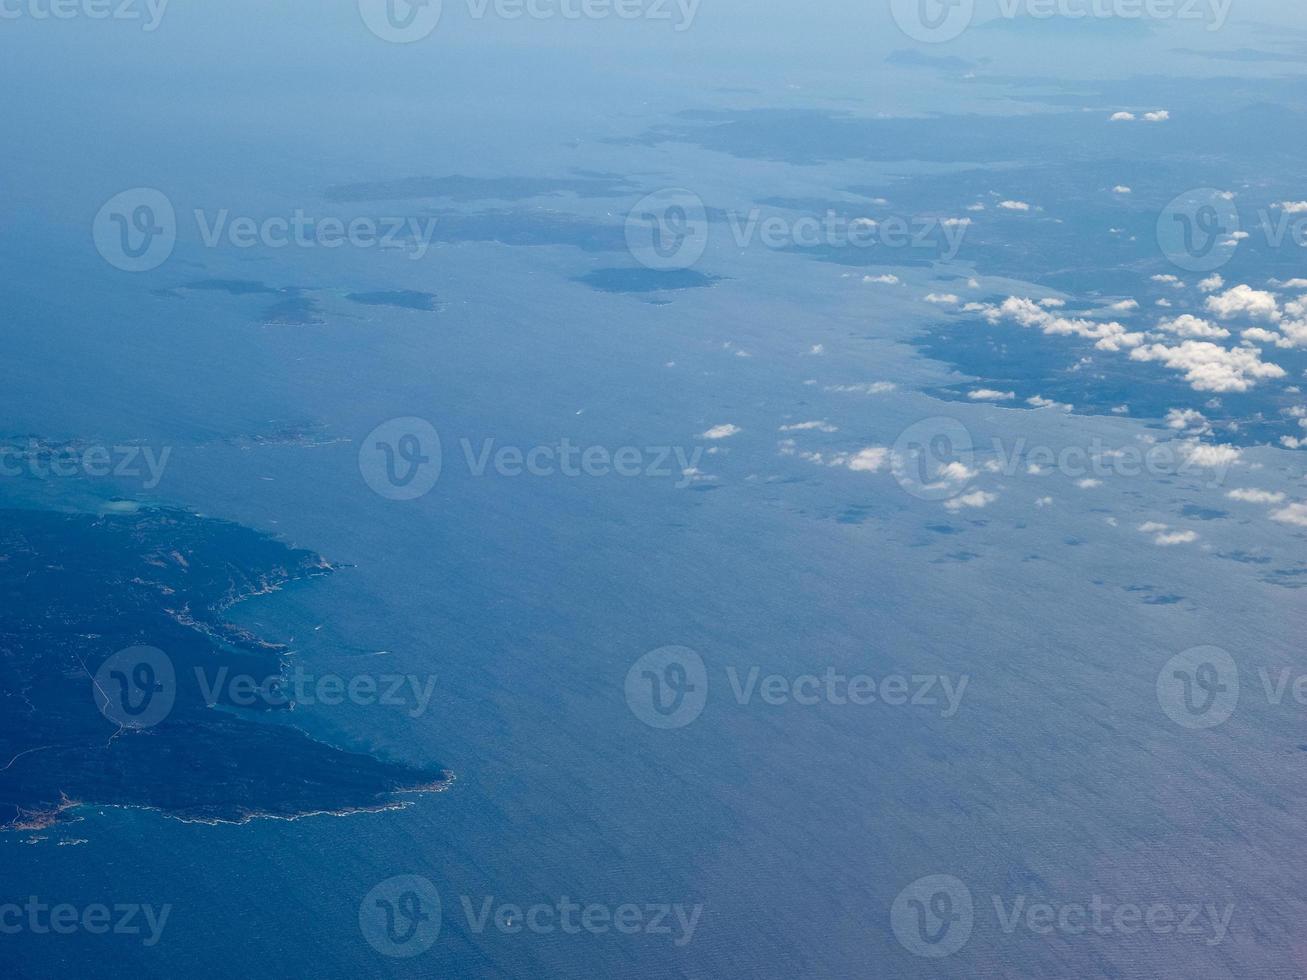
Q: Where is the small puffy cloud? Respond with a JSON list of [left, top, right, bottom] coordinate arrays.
[[864, 274, 899, 284], [1198, 274, 1225, 293], [1113, 185, 1132, 194], [779, 421, 837, 433], [844, 447, 890, 472], [969, 389, 1016, 401], [1143, 110, 1170, 122], [941, 217, 971, 228], [925, 293, 959, 305], [825, 381, 896, 395], [1154, 529, 1198, 545], [1241, 327, 1285, 346], [937, 461, 978, 482], [1165, 408, 1210, 433], [1110, 111, 1136, 121], [1129, 340, 1285, 392], [1151, 274, 1184, 288], [1204, 284, 1281, 322], [1156, 314, 1230, 339], [1076, 478, 1102, 489], [1271, 503, 1307, 527], [1179, 441, 1241, 468], [999, 200, 1032, 211], [702, 424, 741, 440], [985, 296, 1144, 351], [1035, 496, 1053, 508], [1039, 298, 1066, 308], [1028, 395, 1072, 411], [1107, 299, 1139, 313], [807, 344, 825, 355], [1277, 202, 1307, 215], [945, 490, 998, 511], [1228, 488, 1286, 504]]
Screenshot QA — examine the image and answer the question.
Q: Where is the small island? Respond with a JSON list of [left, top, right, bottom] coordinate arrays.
[[0, 506, 451, 831]]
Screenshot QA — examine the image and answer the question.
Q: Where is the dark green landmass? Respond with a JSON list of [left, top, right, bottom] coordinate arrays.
[[0, 507, 449, 831]]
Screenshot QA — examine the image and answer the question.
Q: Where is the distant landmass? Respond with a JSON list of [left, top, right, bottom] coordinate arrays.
[[0, 506, 450, 831]]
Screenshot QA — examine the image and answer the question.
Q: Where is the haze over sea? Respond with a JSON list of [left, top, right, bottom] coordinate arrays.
[[3, 2, 1307, 976]]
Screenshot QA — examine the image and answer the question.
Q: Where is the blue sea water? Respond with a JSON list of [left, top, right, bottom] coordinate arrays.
[[4, 3, 1307, 977]]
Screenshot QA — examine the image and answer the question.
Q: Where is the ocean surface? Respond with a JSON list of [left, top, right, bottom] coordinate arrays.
[[3, 3, 1307, 976]]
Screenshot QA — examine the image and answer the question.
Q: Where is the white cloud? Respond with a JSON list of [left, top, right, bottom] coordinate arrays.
[[1178, 441, 1241, 468], [1165, 408, 1209, 433], [968, 389, 1016, 401], [985, 296, 1144, 351], [1241, 327, 1285, 346], [1227, 488, 1286, 504], [1156, 314, 1230, 339], [1113, 185, 1132, 194], [844, 447, 890, 472], [925, 293, 960, 305], [944, 490, 998, 511], [1204, 284, 1281, 322], [1198, 274, 1225, 293], [1277, 202, 1307, 214], [1129, 340, 1285, 392], [864, 274, 899, 285], [1143, 110, 1171, 122], [1110, 111, 1136, 121], [1035, 496, 1053, 507], [702, 424, 741, 440], [807, 344, 825, 355], [825, 382, 896, 395], [998, 200, 1031, 211], [1076, 478, 1102, 489], [1151, 274, 1184, 288], [1154, 529, 1197, 545], [1107, 299, 1139, 313], [779, 421, 837, 433], [1271, 503, 1307, 527], [1027, 395, 1073, 411]]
